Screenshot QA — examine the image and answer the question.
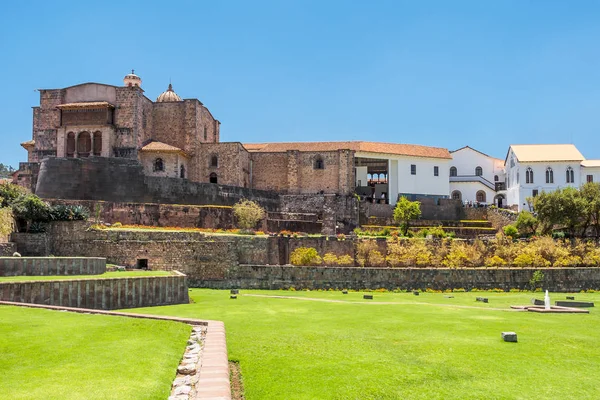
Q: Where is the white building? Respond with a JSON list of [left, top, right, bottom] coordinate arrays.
[[353, 142, 452, 205], [448, 146, 506, 206], [505, 144, 585, 211], [581, 160, 600, 184]]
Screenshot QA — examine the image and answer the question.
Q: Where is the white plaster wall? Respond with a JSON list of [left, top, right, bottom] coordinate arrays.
[[450, 147, 501, 183], [448, 182, 496, 204], [506, 147, 582, 210], [141, 152, 183, 178], [355, 152, 450, 205], [581, 166, 600, 184], [355, 166, 367, 187]]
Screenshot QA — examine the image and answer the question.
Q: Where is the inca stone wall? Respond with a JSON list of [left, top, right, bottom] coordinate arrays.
[[34, 157, 281, 210], [0, 274, 189, 310], [205, 265, 600, 292], [0, 257, 105, 276]]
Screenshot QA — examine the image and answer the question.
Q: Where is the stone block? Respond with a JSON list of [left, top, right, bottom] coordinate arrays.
[[531, 298, 544, 306], [476, 297, 488, 303], [363, 294, 373, 300], [413, 291, 420, 296], [230, 295, 237, 299], [555, 301, 594, 308], [230, 289, 239, 294], [566, 296, 575, 300], [501, 332, 517, 342]]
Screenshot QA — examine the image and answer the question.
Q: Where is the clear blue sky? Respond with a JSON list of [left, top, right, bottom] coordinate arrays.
[[1, 0, 599, 168]]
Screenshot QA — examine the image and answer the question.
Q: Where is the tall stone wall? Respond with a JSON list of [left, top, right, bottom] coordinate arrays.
[[34, 157, 280, 210], [0, 274, 189, 310], [208, 265, 600, 292], [280, 194, 359, 234], [0, 257, 105, 276]]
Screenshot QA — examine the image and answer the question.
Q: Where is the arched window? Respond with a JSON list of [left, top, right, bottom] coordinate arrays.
[[180, 164, 185, 178], [451, 190, 462, 201], [526, 167, 533, 184], [211, 155, 218, 168], [153, 158, 164, 172], [546, 167, 554, 184], [209, 172, 218, 184], [450, 167, 457, 177], [93, 131, 102, 156], [314, 156, 324, 170], [476, 190, 486, 203], [566, 166, 574, 184], [66, 132, 75, 157], [494, 175, 499, 182], [77, 131, 91, 157], [475, 166, 483, 176]]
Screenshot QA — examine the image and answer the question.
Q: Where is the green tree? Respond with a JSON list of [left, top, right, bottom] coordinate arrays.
[[233, 199, 266, 230], [0, 163, 15, 178], [393, 196, 421, 235], [580, 182, 600, 238], [515, 211, 539, 237], [534, 188, 587, 237]]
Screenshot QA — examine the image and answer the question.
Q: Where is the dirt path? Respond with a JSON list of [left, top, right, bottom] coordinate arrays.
[[241, 294, 520, 312]]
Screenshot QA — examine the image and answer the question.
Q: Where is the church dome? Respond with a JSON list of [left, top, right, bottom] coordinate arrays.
[[123, 70, 142, 87], [156, 84, 182, 102]]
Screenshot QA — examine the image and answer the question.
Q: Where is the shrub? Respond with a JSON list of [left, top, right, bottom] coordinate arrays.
[[356, 240, 379, 267], [485, 255, 507, 268], [337, 254, 354, 266], [529, 270, 545, 291], [290, 247, 322, 266], [428, 226, 447, 239], [515, 211, 538, 237], [323, 253, 339, 265], [112, 222, 123, 228], [0, 183, 28, 208], [393, 196, 421, 235], [387, 239, 432, 267], [233, 199, 265, 230], [367, 250, 386, 267], [503, 225, 518, 238], [0, 207, 14, 237], [513, 252, 550, 268]]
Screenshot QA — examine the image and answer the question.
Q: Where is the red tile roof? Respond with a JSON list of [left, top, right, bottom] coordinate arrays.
[[56, 101, 115, 109], [140, 141, 189, 157], [243, 141, 451, 159]]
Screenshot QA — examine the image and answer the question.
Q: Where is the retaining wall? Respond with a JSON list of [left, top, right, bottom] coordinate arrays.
[[0, 257, 105, 276], [199, 265, 600, 292], [0, 274, 189, 309]]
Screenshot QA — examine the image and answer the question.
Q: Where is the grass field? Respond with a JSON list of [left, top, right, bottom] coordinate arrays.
[[0, 305, 189, 400], [0, 270, 173, 282], [131, 289, 600, 400]]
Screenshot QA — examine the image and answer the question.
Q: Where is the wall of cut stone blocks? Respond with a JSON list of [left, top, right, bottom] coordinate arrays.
[[0, 275, 189, 310], [0, 256, 105, 276], [206, 265, 600, 291]]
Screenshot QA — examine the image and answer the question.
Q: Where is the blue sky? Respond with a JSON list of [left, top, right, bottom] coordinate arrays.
[[1, 0, 599, 167]]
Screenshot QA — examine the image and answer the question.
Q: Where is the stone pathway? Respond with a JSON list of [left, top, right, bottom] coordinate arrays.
[[241, 294, 520, 312], [0, 301, 232, 400]]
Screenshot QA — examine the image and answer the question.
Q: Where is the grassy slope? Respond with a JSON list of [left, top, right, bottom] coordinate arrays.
[[0, 270, 172, 282], [132, 289, 600, 400], [0, 305, 189, 400]]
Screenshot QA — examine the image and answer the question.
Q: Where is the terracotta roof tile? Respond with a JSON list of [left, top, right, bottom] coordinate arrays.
[[140, 141, 189, 157], [56, 101, 115, 109], [243, 141, 451, 159], [509, 144, 584, 163]]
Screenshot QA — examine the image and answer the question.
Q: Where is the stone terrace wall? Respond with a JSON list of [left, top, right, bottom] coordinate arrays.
[[0, 275, 188, 310], [48, 199, 237, 229], [207, 265, 600, 292], [35, 157, 280, 210], [0, 243, 16, 256], [0, 257, 105, 276]]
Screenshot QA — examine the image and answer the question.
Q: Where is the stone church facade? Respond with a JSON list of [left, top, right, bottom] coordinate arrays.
[[15, 71, 452, 204]]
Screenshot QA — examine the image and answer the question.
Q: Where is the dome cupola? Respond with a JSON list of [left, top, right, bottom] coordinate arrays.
[[156, 83, 182, 102], [123, 69, 142, 87]]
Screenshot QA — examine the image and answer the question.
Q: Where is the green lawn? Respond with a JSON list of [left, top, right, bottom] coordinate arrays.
[[0, 305, 189, 400], [0, 270, 173, 282], [131, 289, 600, 400]]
